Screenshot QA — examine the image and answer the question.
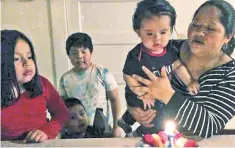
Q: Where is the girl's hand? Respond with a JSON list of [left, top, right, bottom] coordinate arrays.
[[131, 66, 175, 104], [128, 106, 156, 127], [112, 126, 122, 137], [24, 129, 48, 143]]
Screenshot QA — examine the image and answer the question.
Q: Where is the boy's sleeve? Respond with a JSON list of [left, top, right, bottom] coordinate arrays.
[[39, 76, 69, 139], [58, 76, 68, 99], [102, 68, 118, 91]]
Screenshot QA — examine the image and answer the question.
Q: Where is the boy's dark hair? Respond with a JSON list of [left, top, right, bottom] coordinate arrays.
[[66, 32, 93, 56], [133, 0, 176, 32], [193, 0, 235, 56], [64, 98, 86, 111], [1, 30, 42, 108]]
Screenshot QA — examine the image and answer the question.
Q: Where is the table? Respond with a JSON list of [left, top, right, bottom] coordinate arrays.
[[1, 135, 235, 147]]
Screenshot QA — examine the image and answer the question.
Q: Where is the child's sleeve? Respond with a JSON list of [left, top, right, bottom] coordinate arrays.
[[58, 76, 68, 99], [102, 68, 118, 91], [123, 50, 139, 76], [39, 77, 69, 139], [122, 49, 144, 107]]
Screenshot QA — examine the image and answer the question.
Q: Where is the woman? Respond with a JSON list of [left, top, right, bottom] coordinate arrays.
[[129, 0, 235, 138]]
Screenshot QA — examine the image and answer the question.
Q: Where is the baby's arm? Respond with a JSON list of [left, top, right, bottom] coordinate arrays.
[[124, 73, 155, 109], [172, 60, 200, 95]]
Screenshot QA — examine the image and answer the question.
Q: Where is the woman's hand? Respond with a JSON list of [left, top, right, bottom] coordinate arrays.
[[24, 129, 48, 143], [131, 66, 175, 104], [128, 106, 156, 127]]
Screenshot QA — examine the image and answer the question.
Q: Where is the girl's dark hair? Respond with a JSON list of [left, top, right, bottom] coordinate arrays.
[[64, 98, 86, 112], [193, 0, 235, 56], [133, 0, 176, 31], [66, 32, 93, 56], [1, 30, 42, 108]]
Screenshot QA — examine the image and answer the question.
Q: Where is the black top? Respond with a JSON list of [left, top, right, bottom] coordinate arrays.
[[123, 40, 182, 107]]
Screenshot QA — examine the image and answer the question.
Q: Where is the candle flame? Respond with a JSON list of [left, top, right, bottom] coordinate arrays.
[[165, 120, 176, 135]]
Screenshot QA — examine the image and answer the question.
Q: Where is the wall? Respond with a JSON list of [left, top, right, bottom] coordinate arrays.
[[2, 0, 235, 85], [1, 0, 56, 85]]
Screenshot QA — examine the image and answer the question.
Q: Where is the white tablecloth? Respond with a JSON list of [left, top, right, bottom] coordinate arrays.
[[1, 135, 235, 147]]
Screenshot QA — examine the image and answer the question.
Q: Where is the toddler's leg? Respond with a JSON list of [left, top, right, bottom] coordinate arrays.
[[117, 110, 133, 135], [131, 125, 157, 137], [151, 101, 165, 132]]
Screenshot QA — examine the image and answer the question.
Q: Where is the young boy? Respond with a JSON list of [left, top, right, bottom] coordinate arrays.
[[59, 32, 121, 137], [61, 98, 100, 138]]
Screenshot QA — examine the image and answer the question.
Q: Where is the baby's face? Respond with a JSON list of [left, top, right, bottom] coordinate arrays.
[[137, 15, 171, 54], [66, 104, 89, 134]]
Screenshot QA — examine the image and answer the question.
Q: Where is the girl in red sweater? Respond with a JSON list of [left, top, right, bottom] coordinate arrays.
[[1, 30, 69, 143]]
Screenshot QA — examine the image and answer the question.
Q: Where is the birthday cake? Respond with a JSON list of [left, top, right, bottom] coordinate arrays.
[[142, 131, 197, 147], [141, 121, 197, 147]]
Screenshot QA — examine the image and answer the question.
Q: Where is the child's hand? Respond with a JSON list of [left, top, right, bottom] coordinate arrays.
[[142, 98, 155, 110], [24, 129, 48, 143], [187, 80, 200, 95], [112, 126, 122, 137]]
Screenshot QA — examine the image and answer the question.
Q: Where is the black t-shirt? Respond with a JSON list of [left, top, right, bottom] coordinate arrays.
[[123, 40, 183, 107]]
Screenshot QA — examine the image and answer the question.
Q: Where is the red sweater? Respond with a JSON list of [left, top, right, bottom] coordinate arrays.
[[1, 76, 69, 140]]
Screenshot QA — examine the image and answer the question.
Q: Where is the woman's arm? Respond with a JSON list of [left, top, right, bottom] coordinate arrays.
[[128, 106, 156, 127], [124, 74, 144, 96], [131, 66, 235, 138], [131, 66, 175, 104], [124, 74, 155, 109], [164, 71, 235, 138]]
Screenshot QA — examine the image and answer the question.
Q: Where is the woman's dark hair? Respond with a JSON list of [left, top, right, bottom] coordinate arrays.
[[1, 30, 42, 108], [193, 0, 235, 56], [66, 32, 93, 56], [64, 98, 86, 112], [133, 0, 176, 31]]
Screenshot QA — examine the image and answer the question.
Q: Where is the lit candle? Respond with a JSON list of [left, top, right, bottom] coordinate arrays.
[[165, 121, 176, 147], [165, 120, 176, 135]]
